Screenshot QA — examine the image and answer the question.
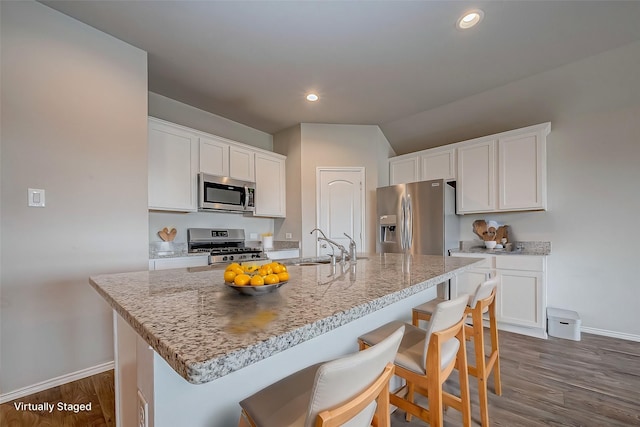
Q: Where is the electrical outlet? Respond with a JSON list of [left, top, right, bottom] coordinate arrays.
[[137, 390, 148, 427], [285, 233, 292, 239], [28, 188, 45, 207]]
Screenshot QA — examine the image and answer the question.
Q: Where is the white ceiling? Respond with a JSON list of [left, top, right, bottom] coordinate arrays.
[[41, 1, 640, 154]]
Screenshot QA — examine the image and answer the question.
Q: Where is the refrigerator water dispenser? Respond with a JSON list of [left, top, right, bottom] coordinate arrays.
[[379, 215, 397, 243]]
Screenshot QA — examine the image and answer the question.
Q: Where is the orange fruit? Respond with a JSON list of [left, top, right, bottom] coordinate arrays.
[[225, 262, 240, 271], [232, 267, 244, 276], [250, 275, 265, 286], [264, 274, 280, 285], [257, 268, 268, 277], [277, 271, 289, 282], [223, 270, 236, 283], [234, 274, 251, 286], [272, 264, 284, 274]]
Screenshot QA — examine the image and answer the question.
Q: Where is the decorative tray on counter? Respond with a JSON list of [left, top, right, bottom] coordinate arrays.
[[224, 281, 288, 295]]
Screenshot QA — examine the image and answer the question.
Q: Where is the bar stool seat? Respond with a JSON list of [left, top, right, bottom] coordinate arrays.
[[238, 326, 404, 427], [412, 277, 502, 427]]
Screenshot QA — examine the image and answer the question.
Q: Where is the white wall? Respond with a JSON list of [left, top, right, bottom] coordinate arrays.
[[149, 211, 274, 246], [149, 92, 273, 151], [298, 124, 395, 257], [0, 1, 148, 395], [421, 41, 640, 340]]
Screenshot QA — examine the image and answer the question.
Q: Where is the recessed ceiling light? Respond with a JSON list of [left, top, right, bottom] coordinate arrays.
[[306, 93, 319, 102], [457, 9, 484, 30]]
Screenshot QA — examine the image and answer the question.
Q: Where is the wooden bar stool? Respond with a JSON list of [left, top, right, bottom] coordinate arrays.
[[238, 325, 404, 427], [412, 277, 501, 427], [358, 295, 471, 427]]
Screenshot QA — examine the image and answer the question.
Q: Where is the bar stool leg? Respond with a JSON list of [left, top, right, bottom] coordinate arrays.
[[472, 308, 490, 427]]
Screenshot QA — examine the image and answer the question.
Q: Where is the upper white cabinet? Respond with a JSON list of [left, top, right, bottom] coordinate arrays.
[[230, 145, 255, 182], [149, 117, 286, 214], [497, 129, 547, 211], [457, 123, 550, 214], [389, 156, 420, 185], [456, 139, 497, 213], [148, 118, 198, 212], [389, 146, 456, 185], [199, 136, 229, 177], [199, 136, 255, 182], [253, 152, 286, 217], [420, 147, 456, 181]]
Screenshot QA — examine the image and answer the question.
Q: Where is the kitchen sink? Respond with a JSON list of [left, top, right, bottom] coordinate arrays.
[[294, 261, 332, 266]]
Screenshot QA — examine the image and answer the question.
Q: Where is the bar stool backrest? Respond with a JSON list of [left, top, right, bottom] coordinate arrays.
[[304, 325, 404, 427], [422, 294, 469, 371], [468, 276, 500, 309]]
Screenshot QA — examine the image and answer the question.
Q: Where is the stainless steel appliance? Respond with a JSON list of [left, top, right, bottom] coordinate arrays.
[[187, 228, 267, 264], [377, 179, 459, 256], [198, 173, 255, 213], [377, 179, 459, 295]]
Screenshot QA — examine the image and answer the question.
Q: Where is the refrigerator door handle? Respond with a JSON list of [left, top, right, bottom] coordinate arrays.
[[406, 195, 413, 250], [400, 196, 406, 250]]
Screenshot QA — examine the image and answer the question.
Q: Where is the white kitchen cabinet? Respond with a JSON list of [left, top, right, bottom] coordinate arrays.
[[199, 136, 230, 177], [389, 155, 420, 185], [148, 118, 199, 212], [230, 145, 255, 182], [420, 147, 456, 181], [451, 253, 547, 339], [199, 136, 254, 182], [456, 139, 496, 213], [253, 152, 286, 217], [149, 255, 209, 271], [456, 123, 550, 214], [498, 129, 547, 211]]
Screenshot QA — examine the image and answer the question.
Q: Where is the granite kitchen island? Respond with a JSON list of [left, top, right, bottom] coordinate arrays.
[[89, 253, 482, 426]]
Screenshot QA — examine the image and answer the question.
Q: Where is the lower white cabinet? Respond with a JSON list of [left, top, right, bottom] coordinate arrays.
[[149, 255, 209, 271], [451, 253, 547, 338]]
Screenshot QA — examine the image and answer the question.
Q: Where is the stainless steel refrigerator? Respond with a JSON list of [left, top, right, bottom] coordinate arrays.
[[377, 179, 460, 273]]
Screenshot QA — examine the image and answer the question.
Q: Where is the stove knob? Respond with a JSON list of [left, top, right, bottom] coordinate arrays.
[[229, 255, 234, 261], [222, 256, 228, 261]]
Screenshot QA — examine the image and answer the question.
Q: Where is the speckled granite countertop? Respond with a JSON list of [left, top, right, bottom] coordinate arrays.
[[450, 241, 551, 256], [89, 253, 482, 384]]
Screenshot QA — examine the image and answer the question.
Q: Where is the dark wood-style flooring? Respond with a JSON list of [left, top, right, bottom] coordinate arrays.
[[1, 331, 638, 426], [0, 370, 115, 427]]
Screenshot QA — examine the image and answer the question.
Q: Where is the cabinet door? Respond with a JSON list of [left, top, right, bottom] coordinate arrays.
[[456, 140, 496, 214], [498, 131, 546, 211], [389, 156, 420, 185], [497, 270, 543, 328], [254, 153, 286, 217], [148, 119, 198, 212], [454, 269, 489, 298], [199, 136, 229, 177], [420, 148, 456, 181], [230, 146, 255, 182]]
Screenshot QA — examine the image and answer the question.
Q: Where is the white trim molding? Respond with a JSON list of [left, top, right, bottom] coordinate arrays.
[[0, 361, 114, 404], [581, 326, 640, 343]]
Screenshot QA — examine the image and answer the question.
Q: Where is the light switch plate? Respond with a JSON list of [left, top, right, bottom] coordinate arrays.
[[285, 233, 292, 239], [28, 188, 45, 207]]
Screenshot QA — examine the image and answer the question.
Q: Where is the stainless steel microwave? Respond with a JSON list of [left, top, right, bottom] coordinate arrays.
[[198, 173, 255, 213]]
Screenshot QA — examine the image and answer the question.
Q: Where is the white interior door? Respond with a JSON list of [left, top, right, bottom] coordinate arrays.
[[316, 168, 365, 257]]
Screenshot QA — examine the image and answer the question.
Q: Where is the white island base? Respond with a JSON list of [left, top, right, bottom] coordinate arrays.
[[117, 286, 438, 427]]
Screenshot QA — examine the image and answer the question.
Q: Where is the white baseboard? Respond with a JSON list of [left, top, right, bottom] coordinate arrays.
[[0, 361, 114, 404], [581, 326, 640, 343]]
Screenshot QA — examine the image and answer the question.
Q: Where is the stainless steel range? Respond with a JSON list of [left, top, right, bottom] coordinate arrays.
[[187, 228, 267, 264]]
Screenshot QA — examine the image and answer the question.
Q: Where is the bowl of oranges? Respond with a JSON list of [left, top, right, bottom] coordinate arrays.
[[223, 261, 290, 295]]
